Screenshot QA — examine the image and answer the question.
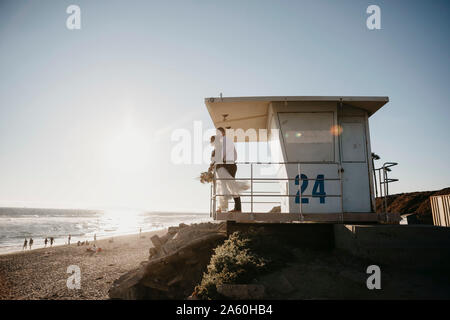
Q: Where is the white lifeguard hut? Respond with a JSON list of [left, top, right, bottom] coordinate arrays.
[[205, 96, 390, 223]]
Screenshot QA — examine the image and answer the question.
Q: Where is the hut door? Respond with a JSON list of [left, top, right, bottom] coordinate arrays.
[[340, 119, 371, 212]]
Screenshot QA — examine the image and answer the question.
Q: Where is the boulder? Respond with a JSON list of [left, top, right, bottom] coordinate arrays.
[[150, 222, 224, 260], [150, 235, 163, 248], [167, 226, 178, 235], [149, 247, 158, 258], [107, 267, 147, 300], [159, 232, 176, 245]]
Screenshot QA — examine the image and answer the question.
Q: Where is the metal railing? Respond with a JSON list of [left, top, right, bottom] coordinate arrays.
[[210, 162, 343, 221], [373, 162, 399, 213]]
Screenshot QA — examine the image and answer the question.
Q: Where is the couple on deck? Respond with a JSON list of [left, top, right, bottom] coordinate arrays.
[[209, 127, 249, 213]]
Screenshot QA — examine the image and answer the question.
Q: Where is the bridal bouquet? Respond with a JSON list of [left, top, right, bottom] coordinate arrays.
[[199, 170, 214, 184]]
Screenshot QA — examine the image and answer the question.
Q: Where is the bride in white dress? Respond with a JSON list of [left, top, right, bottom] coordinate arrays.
[[209, 134, 249, 212]]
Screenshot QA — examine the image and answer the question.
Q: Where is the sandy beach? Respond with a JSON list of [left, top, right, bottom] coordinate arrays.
[[0, 229, 167, 300]]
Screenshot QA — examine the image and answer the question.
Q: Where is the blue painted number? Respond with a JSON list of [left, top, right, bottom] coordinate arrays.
[[295, 174, 309, 204], [295, 174, 327, 204]]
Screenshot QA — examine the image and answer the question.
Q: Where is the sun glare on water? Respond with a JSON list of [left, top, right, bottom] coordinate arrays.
[[102, 208, 144, 234]]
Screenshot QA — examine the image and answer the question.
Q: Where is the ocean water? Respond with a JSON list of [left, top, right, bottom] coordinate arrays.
[[0, 207, 210, 254]]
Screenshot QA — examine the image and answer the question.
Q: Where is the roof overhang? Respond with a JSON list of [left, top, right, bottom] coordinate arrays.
[[205, 96, 389, 136]]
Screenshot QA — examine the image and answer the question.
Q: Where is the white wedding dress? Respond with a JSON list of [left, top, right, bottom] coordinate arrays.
[[213, 136, 250, 211], [215, 167, 250, 211]]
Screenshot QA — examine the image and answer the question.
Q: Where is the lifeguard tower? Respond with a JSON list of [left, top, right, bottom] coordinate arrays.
[[206, 96, 393, 224]]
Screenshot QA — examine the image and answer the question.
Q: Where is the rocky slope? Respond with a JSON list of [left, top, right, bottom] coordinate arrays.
[[108, 222, 227, 299], [376, 187, 450, 224]]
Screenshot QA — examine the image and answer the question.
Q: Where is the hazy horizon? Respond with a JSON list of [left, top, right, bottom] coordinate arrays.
[[0, 205, 208, 214]]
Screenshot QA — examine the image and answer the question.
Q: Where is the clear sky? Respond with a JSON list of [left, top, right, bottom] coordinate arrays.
[[0, 0, 449, 212]]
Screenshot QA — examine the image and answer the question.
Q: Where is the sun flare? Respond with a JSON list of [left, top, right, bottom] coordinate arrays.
[[104, 124, 150, 173]]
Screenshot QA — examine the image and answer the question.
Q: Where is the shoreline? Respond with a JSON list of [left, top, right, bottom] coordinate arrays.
[[0, 229, 167, 299], [0, 228, 167, 256]]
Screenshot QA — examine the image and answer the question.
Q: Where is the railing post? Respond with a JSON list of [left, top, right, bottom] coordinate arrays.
[[251, 163, 253, 214], [378, 169, 383, 197], [386, 169, 390, 196], [210, 183, 212, 218], [339, 164, 344, 223], [213, 175, 217, 219], [298, 163, 304, 222], [383, 167, 388, 213]]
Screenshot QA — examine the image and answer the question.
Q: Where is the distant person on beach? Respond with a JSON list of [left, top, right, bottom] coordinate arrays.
[[87, 244, 98, 253], [94, 234, 96, 242], [50, 237, 54, 246], [68, 234, 71, 245], [29, 238, 33, 250], [23, 239, 27, 250], [44, 238, 48, 247]]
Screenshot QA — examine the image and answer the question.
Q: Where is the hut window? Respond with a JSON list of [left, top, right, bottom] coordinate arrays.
[[278, 112, 334, 162]]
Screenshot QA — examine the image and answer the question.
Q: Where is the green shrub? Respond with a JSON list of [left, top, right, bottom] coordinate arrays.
[[194, 228, 292, 299]]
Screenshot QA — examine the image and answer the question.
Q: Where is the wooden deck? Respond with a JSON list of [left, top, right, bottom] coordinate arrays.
[[215, 212, 379, 223]]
